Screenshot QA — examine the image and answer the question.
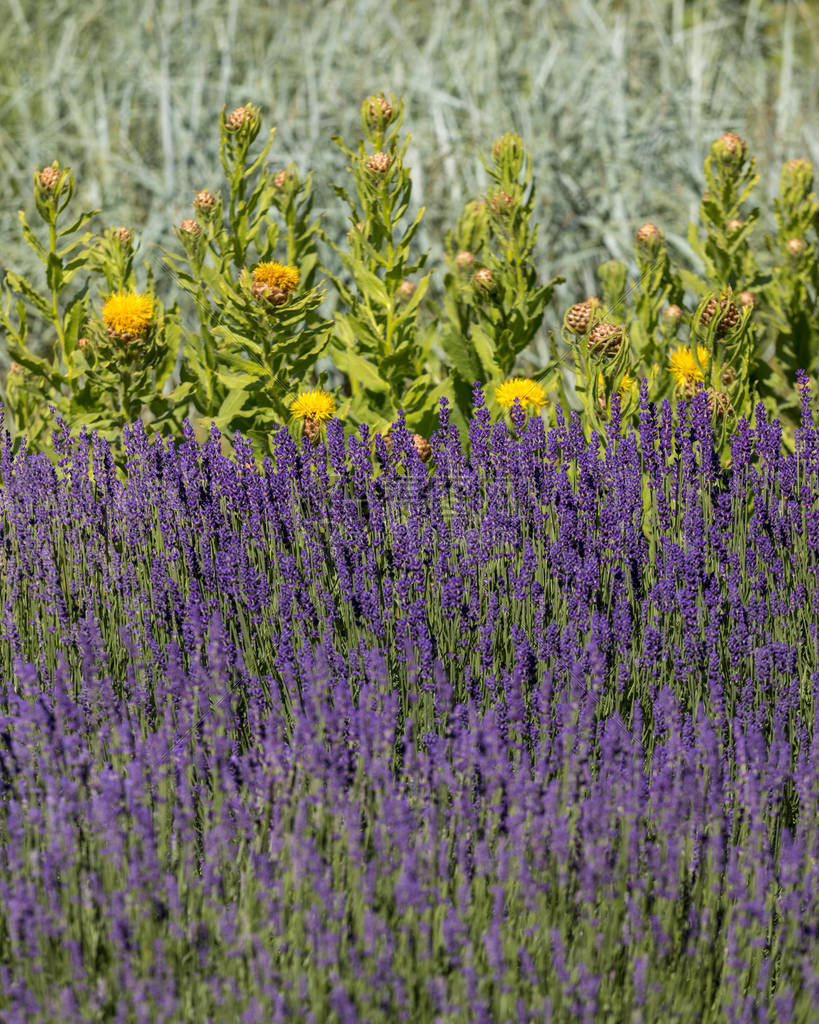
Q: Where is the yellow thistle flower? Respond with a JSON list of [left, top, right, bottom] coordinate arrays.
[[252, 262, 299, 295], [597, 372, 637, 395], [289, 389, 336, 422], [668, 345, 710, 389], [494, 377, 548, 413], [102, 291, 154, 337]]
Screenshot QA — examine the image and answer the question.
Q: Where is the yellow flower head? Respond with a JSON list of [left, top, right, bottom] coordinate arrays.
[[289, 389, 336, 422], [668, 345, 709, 388], [494, 377, 548, 413], [597, 372, 637, 395], [102, 291, 154, 337], [252, 261, 299, 295]]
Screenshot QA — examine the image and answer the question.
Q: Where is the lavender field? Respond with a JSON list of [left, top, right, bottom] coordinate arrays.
[[0, 377, 817, 1022]]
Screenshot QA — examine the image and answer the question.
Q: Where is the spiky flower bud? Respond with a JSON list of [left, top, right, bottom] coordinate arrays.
[[114, 226, 132, 248], [225, 105, 257, 133], [366, 151, 392, 174], [787, 238, 807, 257], [700, 294, 740, 337], [38, 165, 60, 192], [8, 361, 24, 376], [397, 280, 416, 303], [587, 322, 623, 359], [366, 95, 394, 126], [489, 189, 516, 215], [720, 366, 736, 387], [412, 433, 431, 463], [635, 222, 663, 251], [712, 131, 748, 165], [663, 304, 683, 326], [473, 268, 495, 292], [738, 291, 756, 308], [77, 337, 91, 351], [194, 190, 217, 214], [179, 219, 201, 236], [566, 299, 594, 335], [455, 250, 475, 271], [726, 219, 744, 233], [273, 169, 293, 189], [707, 388, 733, 421]]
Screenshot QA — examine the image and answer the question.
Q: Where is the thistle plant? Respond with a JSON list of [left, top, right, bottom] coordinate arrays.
[[0, 163, 184, 472], [162, 104, 331, 459], [320, 93, 445, 437], [437, 133, 564, 435]]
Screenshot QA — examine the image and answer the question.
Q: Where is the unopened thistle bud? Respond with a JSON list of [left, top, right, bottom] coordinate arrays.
[[663, 304, 683, 326], [738, 291, 756, 308], [720, 366, 736, 387], [366, 95, 393, 126], [273, 169, 293, 189], [8, 361, 24, 376], [38, 165, 60, 192], [713, 131, 748, 165], [366, 151, 392, 174], [635, 222, 663, 251], [473, 268, 495, 292], [787, 238, 807, 257], [179, 218, 201, 236], [700, 294, 740, 336], [726, 219, 744, 234], [194, 190, 216, 214], [455, 250, 475, 271], [412, 434, 431, 463], [587, 322, 623, 360], [707, 387, 733, 421], [566, 299, 595, 335], [113, 226, 132, 248], [225, 105, 257, 133], [397, 280, 416, 303], [77, 336, 91, 351], [489, 189, 516, 215]]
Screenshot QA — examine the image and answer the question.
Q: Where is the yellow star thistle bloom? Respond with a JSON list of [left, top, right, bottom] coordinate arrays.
[[102, 291, 154, 337], [252, 261, 299, 295], [668, 345, 710, 388], [494, 377, 548, 413], [289, 390, 336, 422], [597, 372, 637, 395]]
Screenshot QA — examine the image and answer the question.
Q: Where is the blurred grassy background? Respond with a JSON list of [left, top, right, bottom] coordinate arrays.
[[1, 0, 818, 377]]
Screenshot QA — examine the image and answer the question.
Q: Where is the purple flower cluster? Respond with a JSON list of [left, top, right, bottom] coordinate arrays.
[[0, 381, 817, 1022]]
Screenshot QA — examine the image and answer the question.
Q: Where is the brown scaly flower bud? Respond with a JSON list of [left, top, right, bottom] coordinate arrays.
[[738, 291, 756, 308], [38, 165, 60, 192], [720, 366, 736, 387], [273, 169, 293, 189], [366, 151, 392, 174], [77, 337, 91, 351], [587, 322, 623, 360], [455, 250, 475, 271], [663, 304, 683, 326], [566, 299, 595, 335], [726, 219, 744, 233], [787, 238, 807, 257], [194, 190, 216, 214], [707, 388, 733, 421], [8, 361, 24, 376], [397, 280, 416, 303], [303, 416, 321, 445], [412, 434, 431, 463], [179, 218, 201, 236], [366, 96, 393, 124], [473, 268, 495, 292], [114, 226, 132, 247], [713, 131, 748, 164], [635, 222, 663, 250], [700, 294, 740, 337], [225, 105, 255, 132]]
